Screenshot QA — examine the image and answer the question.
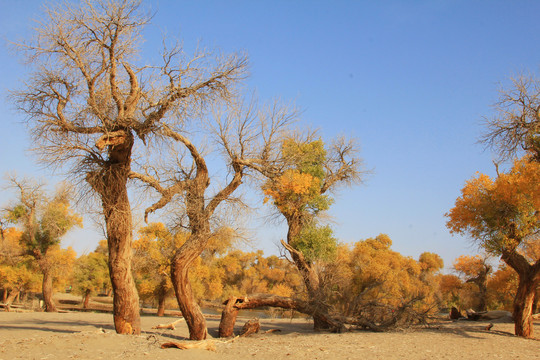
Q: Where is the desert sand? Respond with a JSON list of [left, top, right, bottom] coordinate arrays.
[[0, 310, 538, 360]]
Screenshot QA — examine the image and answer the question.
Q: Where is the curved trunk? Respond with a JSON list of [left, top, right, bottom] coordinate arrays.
[[513, 276, 537, 338], [171, 230, 209, 340], [88, 135, 141, 335], [42, 268, 56, 312], [171, 245, 207, 339], [501, 249, 540, 338]]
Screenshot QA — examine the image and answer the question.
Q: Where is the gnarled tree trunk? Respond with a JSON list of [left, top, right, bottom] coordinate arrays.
[[42, 268, 56, 312], [502, 249, 540, 338], [171, 233, 208, 340], [284, 216, 332, 330], [513, 275, 537, 338], [88, 135, 141, 335]]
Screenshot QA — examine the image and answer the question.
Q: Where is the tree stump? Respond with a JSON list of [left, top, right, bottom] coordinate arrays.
[[239, 318, 260, 337], [219, 297, 241, 338]]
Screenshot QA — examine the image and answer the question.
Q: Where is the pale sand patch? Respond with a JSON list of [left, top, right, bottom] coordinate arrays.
[[0, 311, 538, 360]]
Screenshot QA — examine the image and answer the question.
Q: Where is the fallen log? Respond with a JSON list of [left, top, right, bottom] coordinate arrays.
[[218, 294, 343, 337], [161, 340, 215, 351], [152, 318, 184, 330]]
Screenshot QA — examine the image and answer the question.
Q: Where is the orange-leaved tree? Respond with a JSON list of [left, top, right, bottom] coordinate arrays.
[[132, 223, 184, 316], [446, 157, 540, 337], [241, 135, 362, 330], [6, 178, 82, 312], [452, 255, 492, 312]]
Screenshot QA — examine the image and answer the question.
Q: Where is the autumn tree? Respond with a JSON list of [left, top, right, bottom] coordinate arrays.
[[237, 135, 362, 330], [488, 264, 519, 311], [336, 235, 438, 328], [130, 96, 295, 339], [132, 223, 183, 316], [6, 178, 81, 312], [72, 248, 110, 309], [446, 158, 540, 337], [453, 255, 492, 312], [437, 274, 464, 310], [12, 0, 248, 334], [0, 226, 40, 308]]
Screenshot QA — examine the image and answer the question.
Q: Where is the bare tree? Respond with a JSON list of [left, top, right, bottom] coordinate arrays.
[[482, 74, 540, 161], [130, 99, 296, 339], [11, 0, 247, 334]]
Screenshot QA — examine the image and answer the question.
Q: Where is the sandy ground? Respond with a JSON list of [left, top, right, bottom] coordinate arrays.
[[0, 311, 538, 360]]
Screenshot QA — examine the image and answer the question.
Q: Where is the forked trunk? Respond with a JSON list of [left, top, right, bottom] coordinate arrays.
[[88, 135, 141, 335], [171, 235, 208, 340], [42, 268, 57, 312], [513, 276, 537, 338]]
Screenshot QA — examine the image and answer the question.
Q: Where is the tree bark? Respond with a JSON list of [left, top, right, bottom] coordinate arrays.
[[88, 134, 141, 335], [2, 288, 7, 303], [219, 297, 241, 337], [513, 276, 537, 338], [501, 249, 540, 338], [42, 268, 57, 312], [171, 231, 209, 340]]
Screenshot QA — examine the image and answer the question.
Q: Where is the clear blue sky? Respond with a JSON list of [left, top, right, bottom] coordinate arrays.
[[2, 0, 540, 270]]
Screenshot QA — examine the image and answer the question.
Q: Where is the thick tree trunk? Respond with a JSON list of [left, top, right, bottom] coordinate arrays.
[[171, 233, 208, 340], [513, 276, 537, 338], [88, 134, 141, 335], [219, 296, 241, 337], [106, 200, 140, 334], [2, 288, 7, 303], [83, 290, 91, 309], [42, 268, 57, 312], [501, 249, 540, 338]]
